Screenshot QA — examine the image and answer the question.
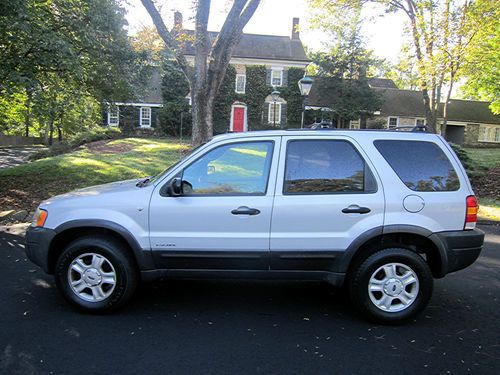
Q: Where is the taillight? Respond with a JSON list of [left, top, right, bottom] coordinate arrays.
[[464, 195, 478, 230]]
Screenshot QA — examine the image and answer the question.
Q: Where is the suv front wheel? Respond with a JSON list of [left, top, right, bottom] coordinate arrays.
[[348, 248, 433, 324], [55, 236, 138, 312]]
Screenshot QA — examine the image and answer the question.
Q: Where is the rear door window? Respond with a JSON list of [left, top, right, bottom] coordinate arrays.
[[374, 140, 460, 191], [284, 140, 377, 194]]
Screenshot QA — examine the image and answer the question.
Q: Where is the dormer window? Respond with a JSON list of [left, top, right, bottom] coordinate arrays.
[[271, 68, 283, 86], [235, 74, 246, 94]]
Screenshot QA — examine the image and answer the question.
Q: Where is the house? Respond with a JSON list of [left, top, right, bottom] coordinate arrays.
[[306, 77, 500, 146], [104, 12, 310, 133]]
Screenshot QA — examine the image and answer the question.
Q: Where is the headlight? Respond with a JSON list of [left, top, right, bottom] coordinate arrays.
[[31, 208, 48, 227]]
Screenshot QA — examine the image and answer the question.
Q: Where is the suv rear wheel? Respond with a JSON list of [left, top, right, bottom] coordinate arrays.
[[55, 236, 138, 312], [348, 248, 433, 323]]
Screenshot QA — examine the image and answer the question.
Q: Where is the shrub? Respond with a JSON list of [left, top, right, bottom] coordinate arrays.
[[449, 143, 487, 183]]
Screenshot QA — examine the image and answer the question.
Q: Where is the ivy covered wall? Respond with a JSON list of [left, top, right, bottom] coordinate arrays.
[[160, 60, 305, 136]]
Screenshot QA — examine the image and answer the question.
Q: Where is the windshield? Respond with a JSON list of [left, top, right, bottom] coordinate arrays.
[[149, 142, 207, 184]]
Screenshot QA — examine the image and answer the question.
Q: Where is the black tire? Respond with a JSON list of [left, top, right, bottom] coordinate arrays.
[[55, 235, 138, 313], [348, 248, 433, 324]]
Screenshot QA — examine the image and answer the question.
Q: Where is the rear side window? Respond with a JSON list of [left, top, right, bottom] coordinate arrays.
[[374, 140, 460, 191], [284, 140, 377, 194]]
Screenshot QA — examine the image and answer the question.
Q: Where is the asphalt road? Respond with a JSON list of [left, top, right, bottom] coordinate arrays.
[[1, 225, 499, 375]]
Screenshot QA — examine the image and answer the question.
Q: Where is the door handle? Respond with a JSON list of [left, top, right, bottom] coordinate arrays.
[[231, 206, 261, 216], [342, 205, 371, 214]]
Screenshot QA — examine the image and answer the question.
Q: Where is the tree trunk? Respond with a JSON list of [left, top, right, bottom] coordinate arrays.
[[48, 120, 54, 146], [441, 76, 455, 138], [24, 88, 32, 137], [141, 0, 261, 146]]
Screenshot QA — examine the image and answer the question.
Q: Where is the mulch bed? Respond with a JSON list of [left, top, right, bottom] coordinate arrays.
[[83, 140, 134, 154]]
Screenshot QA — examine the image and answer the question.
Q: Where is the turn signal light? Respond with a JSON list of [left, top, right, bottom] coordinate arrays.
[[464, 196, 478, 230], [33, 209, 48, 227]]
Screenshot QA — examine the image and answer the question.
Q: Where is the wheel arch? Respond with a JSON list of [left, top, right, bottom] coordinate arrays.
[[47, 220, 154, 274], [341, 225, 449, 279]]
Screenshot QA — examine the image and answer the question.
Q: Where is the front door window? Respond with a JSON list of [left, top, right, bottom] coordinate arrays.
[[182, 141, 274, 195]]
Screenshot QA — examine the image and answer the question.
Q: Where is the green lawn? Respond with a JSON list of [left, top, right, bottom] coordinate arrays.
[[0, 138, 189, 220], [463, 147, 500, 169], [0, 138, 189, 187]]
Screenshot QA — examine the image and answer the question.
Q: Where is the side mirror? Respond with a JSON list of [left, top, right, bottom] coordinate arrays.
[[169, 177, 183, 196]]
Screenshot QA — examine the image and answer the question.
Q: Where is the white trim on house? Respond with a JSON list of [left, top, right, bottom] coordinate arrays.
[[387, 116, 399, 128], [271, 67, 284, 87], [107, 106, 119, 126], [268, 102, 282, 125], [229, 103, 248, 132], [235, 74, 246, 94], [112, 102, 163, 108], [140, 107, 152, 128], [185, 55, 309, 69]]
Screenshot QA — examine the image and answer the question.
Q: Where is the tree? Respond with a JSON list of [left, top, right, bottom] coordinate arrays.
[[460, 0, 499, 114], [309, 0, 486, 135], [383, 44, 420, 90], [308, 6, 383, 128], [141, 0, 261, 146], [0, 0, 139, 141]]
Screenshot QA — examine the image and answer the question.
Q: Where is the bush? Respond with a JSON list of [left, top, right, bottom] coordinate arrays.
[[30, 127, 122, 160], [449, 143, 487, 183]]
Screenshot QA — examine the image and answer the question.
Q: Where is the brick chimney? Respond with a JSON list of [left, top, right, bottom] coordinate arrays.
[[291, 17, 300, 40], [174, 11, 183, 29]]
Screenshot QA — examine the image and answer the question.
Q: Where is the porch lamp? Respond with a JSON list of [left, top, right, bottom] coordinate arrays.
[[298, 76, 313, 128], [271, 90, 280, 127]]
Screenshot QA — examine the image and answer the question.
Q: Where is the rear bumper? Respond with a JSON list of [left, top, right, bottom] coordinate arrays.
[[25, 226, 56, 273], [430, 228, 484, 276]]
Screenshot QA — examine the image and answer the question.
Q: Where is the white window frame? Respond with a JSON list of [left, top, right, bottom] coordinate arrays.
[[235, 74, 246, 94], [140, 107, 152, 128], [107, 106, 119, 126], [388, 117, 399, 128], [271, 68, 283, 87], [268, 102, 282, 125], [479, 124, 500, 143]]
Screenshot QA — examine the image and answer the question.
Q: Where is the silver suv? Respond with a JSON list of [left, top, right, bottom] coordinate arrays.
[[26, 130, 484, 323]]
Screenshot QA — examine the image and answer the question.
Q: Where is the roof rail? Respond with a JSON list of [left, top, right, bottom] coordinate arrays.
[[391, 125, 429, 133]]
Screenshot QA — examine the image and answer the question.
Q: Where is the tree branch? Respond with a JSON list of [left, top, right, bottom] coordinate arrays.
[[140, 0, 190, 79]]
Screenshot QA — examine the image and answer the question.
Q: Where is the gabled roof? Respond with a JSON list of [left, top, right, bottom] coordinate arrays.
[[135, 67, 163, 104], [368, 78, 398, 89], [375, 88, 426, 118], [180, 31, 309, 62], [445, 99, 500, 124]]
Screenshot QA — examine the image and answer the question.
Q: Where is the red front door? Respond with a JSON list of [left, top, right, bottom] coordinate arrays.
[[232, 107, 245, 132]]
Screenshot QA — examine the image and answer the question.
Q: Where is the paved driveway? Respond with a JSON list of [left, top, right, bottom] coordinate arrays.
[[0, 225, 499, 374], [0, 146, 46, 169]]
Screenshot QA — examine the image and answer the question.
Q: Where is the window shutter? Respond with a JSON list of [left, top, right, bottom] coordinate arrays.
[[282, 69, 288, 86], [138, 108, 141, 127], [266, 68, 272, 86], [151, 108, 157, 127], [102, 109, 108, 127], [263, 103, 269, 124], [281, 103, 287, 125]]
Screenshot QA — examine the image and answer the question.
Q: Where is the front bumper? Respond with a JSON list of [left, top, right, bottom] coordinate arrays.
[[430, 228, 484, 276], [25, 226, 56, 273]]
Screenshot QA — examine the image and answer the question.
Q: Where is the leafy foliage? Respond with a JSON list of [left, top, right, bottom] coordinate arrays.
[[0, 0, 142, 142], [459, 0, 499, 114]]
